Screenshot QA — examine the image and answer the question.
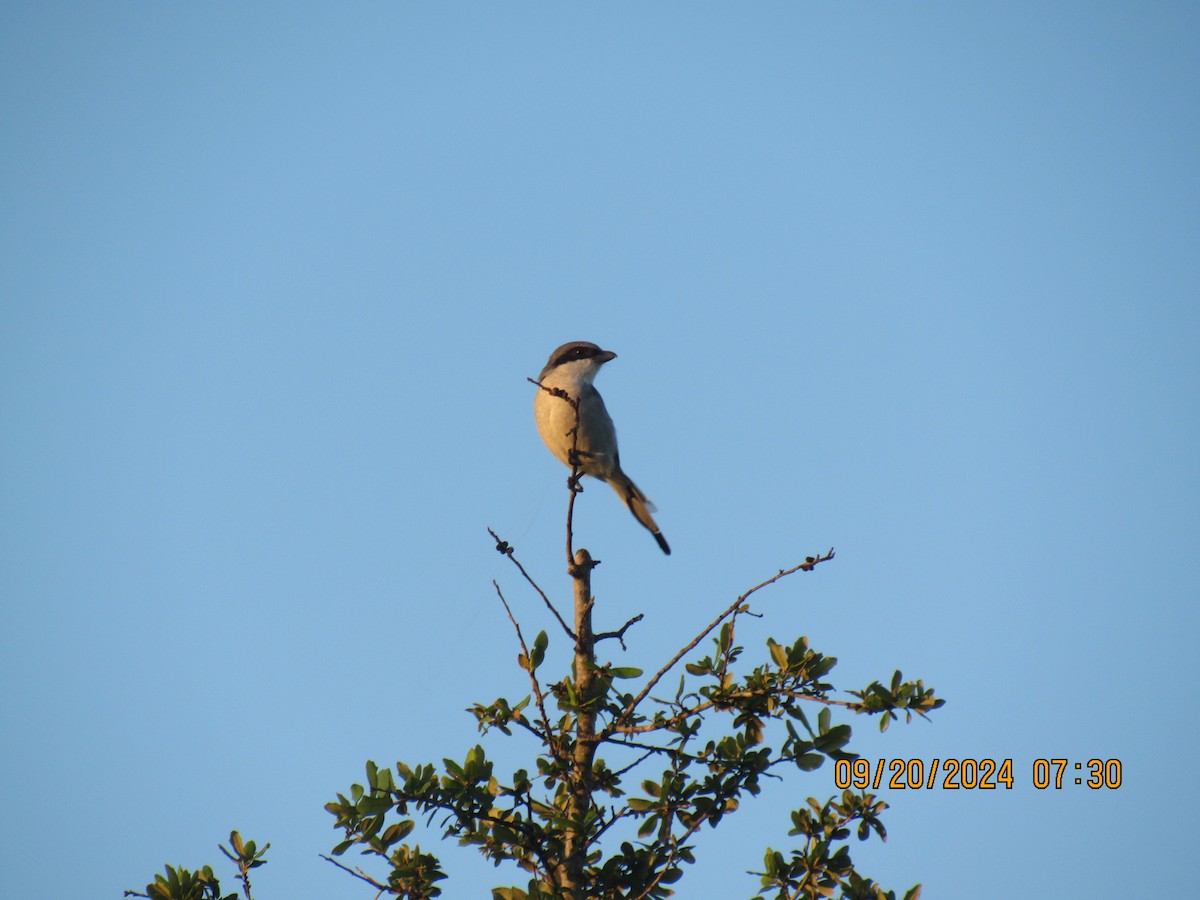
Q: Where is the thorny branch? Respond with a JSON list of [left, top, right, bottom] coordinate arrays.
[[595, 612, 644, 649], [489, 528, 574, 640], [610, 549, 835, 733], [319, 854, 388, 896], [529, 376, 587, 572], [492, 580, 554, 744]]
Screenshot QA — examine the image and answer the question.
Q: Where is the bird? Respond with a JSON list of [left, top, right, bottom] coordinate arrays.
[[533, 341, 670, 555]]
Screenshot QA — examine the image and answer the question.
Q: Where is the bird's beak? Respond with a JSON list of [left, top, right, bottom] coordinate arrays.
[[598, 349, 617, 363]]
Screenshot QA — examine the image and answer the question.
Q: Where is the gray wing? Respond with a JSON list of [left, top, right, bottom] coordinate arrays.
[[575, 385, 619, 480]]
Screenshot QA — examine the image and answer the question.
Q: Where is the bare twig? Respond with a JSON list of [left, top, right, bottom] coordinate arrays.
[[600, 735, 709, 766], [492, 580, 555, 743], [595, 613, 643, 649], [565, 448, 581, 569], [608, 746, 659, 778], [319, 854, 387, 898], [591, 804, 636, 842], [529, 376, 586, 572], [611, 700, 719, 735], [610, 549, 835, 732], [488, 528, 574, 639]]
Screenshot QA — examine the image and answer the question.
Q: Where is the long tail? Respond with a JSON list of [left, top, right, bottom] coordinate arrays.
[[611, 471, 671, 555]]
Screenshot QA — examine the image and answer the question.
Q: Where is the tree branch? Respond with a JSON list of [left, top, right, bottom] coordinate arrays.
[[319, 854, 388, 897], [529, 376, 587, 573], [610, 550, 835, 733], [630, 816, 709, 900], [491, 580, 556, 744], [595, 613, 644, 649], [488, 528, 574, 640]]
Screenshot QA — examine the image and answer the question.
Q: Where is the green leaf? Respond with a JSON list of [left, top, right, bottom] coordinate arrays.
[[530, 631, 548, 670], [609, 667, 643, 679], [767, 638, 788, 669], [796, 753, 825, 771], [788, 705, 812, 731], [382, 820, 416, 845]]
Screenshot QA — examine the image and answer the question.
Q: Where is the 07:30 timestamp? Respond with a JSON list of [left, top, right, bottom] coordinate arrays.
[[1033, 758, 1123, 789]]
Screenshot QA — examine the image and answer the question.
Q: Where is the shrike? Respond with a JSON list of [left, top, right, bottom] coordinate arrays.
[[534, 341, 670, 555]]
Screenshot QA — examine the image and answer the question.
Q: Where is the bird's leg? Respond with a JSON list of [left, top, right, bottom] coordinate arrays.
[[565, 421, 590, 494], [566, 470, 585, 494], [566, 447, 594, 494]]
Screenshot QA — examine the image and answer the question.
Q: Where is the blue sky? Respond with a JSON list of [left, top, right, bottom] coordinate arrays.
[[2, 3, 1197, 898]]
